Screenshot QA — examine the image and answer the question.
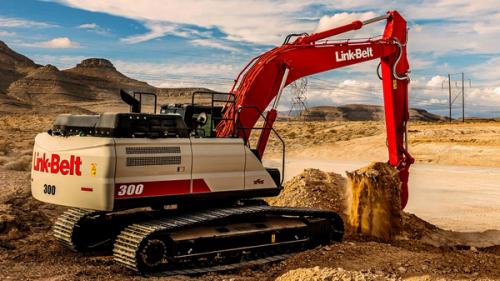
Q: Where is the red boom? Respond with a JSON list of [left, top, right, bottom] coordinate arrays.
[[216, 11, 414, 208]]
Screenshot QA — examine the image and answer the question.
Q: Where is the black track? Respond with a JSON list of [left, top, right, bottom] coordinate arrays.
[[53, 205, 344, 275], [113, 205, 344, 274]]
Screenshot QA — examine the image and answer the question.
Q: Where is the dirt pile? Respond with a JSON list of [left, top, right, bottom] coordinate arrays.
[[346, 162, 402, 241], [268, 167, 500, 250], [266, 168, 346, 214], [275, 266, 393, 281]]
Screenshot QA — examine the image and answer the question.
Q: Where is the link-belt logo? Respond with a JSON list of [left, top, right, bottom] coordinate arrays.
[[335, 47, 373, 62], [33, 152, 82, 176]]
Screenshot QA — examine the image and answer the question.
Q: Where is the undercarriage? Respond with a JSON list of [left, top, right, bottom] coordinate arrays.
[[53, 202, 344, 275]]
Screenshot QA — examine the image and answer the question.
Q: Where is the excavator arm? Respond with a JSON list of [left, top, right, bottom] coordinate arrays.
[[216, 11, 414, 208]]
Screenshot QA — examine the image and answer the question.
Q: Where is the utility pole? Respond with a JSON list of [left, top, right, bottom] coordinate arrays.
[[462, 72, 465, 123], [448, 74, 452, 123]]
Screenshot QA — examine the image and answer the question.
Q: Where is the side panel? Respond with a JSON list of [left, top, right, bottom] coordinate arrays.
[[31, 133, 115, 211], [244, 146, 278, 190], [113, 138, 192, 200], [191, 138, 245, 192]]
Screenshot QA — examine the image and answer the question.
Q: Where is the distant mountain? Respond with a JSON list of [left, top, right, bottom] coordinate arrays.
[[297, 104, 448, 122], [0, 41, 211, 113], [0, 41, 40, 111]]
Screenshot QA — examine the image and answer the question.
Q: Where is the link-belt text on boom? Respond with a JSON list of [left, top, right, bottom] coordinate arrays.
[[335, 47, 373, 62]]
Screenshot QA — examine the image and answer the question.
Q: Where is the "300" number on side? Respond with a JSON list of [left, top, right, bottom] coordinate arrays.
[[117, 184, 144, 196]]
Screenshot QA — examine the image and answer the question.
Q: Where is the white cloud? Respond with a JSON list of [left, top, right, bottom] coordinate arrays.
[[77, 23, 97, 29], [426, 75, 447, 88], [467, 87, 500, 106], [419, 98, 448, 105], [467, 56, 500, 83], [338, 79, 371, 89], [54, 0, 316, 45], [77, 23, 110, 35], [52, 0, 500, 54], [121, 21, 188, 44], [113, 60, 237, 91], [0, 16, 56, 28], [32, 54, 87, 68], [410, 57, 434, 70], [0, 30, 16, 37], [190, 39, 239, 52], [314, 11, 377, 33], [29, 37, 80, 48]]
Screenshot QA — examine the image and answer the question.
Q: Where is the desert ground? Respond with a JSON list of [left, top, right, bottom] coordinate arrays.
[[1, 114, 499, 281]]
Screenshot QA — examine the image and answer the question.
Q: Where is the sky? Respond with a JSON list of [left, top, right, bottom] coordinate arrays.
[[1, 0, 499, 117]]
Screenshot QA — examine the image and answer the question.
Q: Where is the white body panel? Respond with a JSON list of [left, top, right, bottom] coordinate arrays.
[[191, 138, 245, 192], [31, 133, 115, 211], [31, 133, 279, 211]]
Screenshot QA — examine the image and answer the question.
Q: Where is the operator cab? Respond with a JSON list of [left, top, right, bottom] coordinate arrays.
[[160, 104, 223, 138]]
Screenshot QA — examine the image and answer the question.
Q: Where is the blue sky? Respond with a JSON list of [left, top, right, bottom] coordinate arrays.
[[1, 0, 499, 117]]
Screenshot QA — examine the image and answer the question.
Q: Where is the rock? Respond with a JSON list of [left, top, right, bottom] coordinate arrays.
[[76, 58, 116, 69], [275, 267, 391, 281]]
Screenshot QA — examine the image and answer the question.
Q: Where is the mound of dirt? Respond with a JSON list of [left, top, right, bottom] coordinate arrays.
[[275, 266, 391, 281], [268, 167, 500, 249], [266, 168, 346, 215]]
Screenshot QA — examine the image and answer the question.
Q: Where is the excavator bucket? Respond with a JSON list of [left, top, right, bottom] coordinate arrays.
[[345, 162, 403, 241]]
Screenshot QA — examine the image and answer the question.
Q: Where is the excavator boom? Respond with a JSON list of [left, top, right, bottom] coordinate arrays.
[[217, 10, 414, 208]]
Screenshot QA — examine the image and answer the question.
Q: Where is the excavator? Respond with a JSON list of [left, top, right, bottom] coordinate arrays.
[[31, 11, 413, 275]]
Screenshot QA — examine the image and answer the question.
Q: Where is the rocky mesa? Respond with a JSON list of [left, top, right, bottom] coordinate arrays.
[[301, 104, 448, 122]]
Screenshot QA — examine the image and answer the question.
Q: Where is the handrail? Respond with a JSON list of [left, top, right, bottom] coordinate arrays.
[[236, 106, 286, 186]]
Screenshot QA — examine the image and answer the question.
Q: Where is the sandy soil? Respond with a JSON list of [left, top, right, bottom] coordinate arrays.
[[265, 121, 500, 168], [1, 115, 499, 280]]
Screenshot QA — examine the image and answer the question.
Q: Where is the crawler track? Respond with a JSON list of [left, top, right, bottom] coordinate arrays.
[[53, 205, 343, 275], [53, 208, 100, 251], [113, 205, 344, 274]]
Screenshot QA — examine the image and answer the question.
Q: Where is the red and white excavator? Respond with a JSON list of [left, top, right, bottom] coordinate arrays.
[[31, 11, 413, 274]]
